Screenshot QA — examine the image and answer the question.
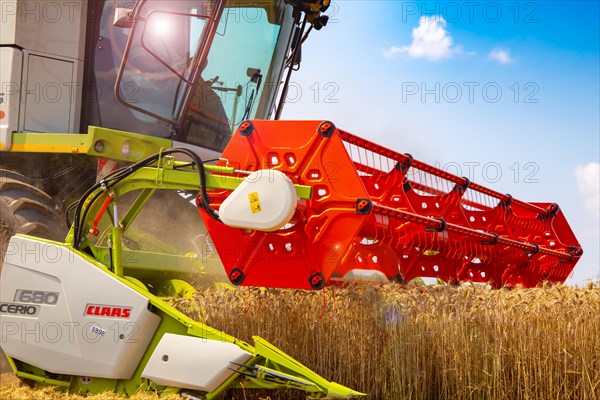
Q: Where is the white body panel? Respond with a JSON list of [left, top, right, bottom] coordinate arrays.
[[22, 54, 77, 133], [219, 169, 297, 231], [142, 333, 252, 392], [0, 0, 86, 60], [0, 0, 86, 149], [0, 47, 22, 150], [0, 236, 161, 379]]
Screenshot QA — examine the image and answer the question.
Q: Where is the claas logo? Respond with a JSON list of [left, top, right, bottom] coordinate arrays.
[[85, 304, 132, 319]]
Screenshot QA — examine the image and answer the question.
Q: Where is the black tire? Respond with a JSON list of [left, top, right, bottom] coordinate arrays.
[[0, 169, 68, 241], [0, 169, 68, 374]]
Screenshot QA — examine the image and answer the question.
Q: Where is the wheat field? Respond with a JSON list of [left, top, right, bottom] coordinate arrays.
[[1, 283, 599, 400]]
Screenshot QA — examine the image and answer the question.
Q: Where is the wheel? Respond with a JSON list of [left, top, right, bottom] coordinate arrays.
[[0, 169, 68, 242], [0, 169, 68, 373]]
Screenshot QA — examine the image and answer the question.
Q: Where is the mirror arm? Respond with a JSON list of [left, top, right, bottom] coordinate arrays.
[[274, 11, 306, 120]]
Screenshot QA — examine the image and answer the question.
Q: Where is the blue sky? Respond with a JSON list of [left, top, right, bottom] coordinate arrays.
[[283, 1, 600, 285]]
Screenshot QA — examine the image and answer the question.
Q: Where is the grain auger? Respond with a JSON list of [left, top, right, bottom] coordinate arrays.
[[199, 120, 583, 289]]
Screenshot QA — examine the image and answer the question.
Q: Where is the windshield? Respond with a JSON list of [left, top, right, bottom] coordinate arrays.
[[177, 4, 293, 151], [85, 0, 293, 152]]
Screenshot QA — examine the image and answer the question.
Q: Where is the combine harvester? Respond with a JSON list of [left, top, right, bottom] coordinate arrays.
[[0, 118, 583, 398], [0, 0, 582, 398]]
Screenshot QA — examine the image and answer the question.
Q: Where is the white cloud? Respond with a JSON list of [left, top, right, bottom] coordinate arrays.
[[488, 48, 514, 64], [384, 16, 458, 61], [575, 162, 600, 218]]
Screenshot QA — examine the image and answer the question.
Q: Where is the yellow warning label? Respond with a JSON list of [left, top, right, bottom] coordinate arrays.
[[248, 192, 262, 214]]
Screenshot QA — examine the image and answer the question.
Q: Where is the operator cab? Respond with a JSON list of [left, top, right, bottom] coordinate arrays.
[[76, 0, 329, 284], [84, 0, 295, 154]]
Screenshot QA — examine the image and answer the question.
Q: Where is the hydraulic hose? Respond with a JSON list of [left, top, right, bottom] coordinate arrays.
[[73, 148, 220, 249]]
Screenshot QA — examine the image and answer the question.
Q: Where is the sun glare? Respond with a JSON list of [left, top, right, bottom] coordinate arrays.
[[147, 13, 174, 39]]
